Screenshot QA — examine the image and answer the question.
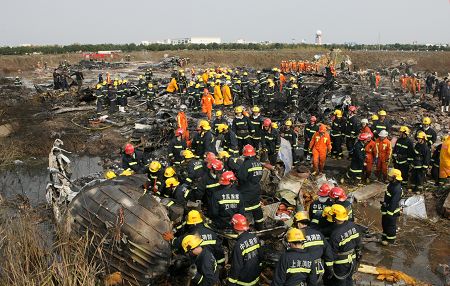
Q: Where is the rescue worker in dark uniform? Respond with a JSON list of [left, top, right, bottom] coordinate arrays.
[[145, 161, 164, 196], [249, 106, 263, 150], [331, 110, 345, 159], [271, 228, 318, 286], [373, 110, 391, 138], [181, 235, 220, 286], [417, 117, 437, 148], [212, 110, 227, 136], [328, 204, 362, 286], [121, 143, 145, 173], [165, 177, 193, 207], [108, 83, 117, 113], [330, 187, 353, 221], [196, 159, 223, 214], [303, 116, 319, 161], [228, 214, 262, 286], [210, 171, 244, 230], [146, 83, 156, 110], [168, 128, 187, 166], [94, 83, 104, 116], [343, 133, 369, 185], [237, 144, 264, 230], [191, 120, 216, 158], [411, 131, 431, 192], [345, 106, 359, 158], [280, 119, 299, 165], [241, 72, 250, 99], [265, 79, 276, 109], [231, 80, 242, 107], [249, 80, 261, 106], [393, 126, 415, 186], [261, 118, 281, 165], [309, 184, 333, 229], [217, 124, 239, 157], [292, 211, 334, 281], [180, 150, 205, 191], [381, 169, 403, 245], [232, 106, 252, 153]]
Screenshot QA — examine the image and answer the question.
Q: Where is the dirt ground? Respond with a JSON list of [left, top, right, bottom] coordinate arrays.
[[1, 49, 450, 75]]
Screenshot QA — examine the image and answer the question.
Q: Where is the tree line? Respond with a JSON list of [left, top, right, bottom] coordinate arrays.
[[0, 43, 448, 55]]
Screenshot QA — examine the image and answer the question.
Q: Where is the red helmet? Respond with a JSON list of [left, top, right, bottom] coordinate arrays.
[[204, 152, 216, 164], [219, 171, 237, 185], [263, 118, 272, 127], [329, 187, 347, 201], [231, 214, 249, 231], [318, 183, 331, 197], [348, 105, 357, 112], [124, 143, 134, 155], [358, 132, 371, 141], [310, 116, 317, 123], [175, 128, 184, 137], [319, 124, 327, 132], [242, 144, 256, 157], [208, 159, 223, 171]]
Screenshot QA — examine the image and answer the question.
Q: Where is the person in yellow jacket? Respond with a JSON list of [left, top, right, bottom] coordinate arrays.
[[213, 80, 223, 105], [222, 80, 233, 107], [166, 77, 179, 93], [439, 135, 450, 183]]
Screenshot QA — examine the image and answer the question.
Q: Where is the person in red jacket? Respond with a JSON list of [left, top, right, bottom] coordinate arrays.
[[375, 130, 392, 182], [364, 134, 377, 183], [309, 124, 332, 175]]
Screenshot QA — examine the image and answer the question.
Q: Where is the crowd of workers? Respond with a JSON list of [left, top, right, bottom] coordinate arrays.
[[106, 64, 450, 286]]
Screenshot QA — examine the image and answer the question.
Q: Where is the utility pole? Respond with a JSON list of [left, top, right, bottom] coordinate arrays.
[[378, 32, 381, 50]]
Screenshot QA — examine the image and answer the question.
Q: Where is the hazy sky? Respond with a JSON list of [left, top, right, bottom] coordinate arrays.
[[1, 0, 449, 46]]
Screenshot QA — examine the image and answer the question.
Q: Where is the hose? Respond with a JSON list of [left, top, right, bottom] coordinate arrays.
[[333, 259, 355, 280], [71, 114, 112, 131]]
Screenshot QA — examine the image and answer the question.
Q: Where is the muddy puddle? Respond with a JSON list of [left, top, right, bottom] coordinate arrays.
[[0, 156, 103, 206], [356, 202, 449, 285]]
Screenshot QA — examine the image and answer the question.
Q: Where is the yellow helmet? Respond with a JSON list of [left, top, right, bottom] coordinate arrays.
[[371, 114, 379, 121], [96, 84, 102, 89], [139, 75, 144, 79], [334, 110, 343, 118], [331, 204, 349, 221], [236, 80, 241, 84], [285, 120, 292, 127], [102, 80, 107, 85], [186, 210, 203, 225], [243, 72, 248, 76], [416, 131, 427, 140], [399, 126, 410, 135], [290, 77, 296, 81], [123, 80, 128, 84], [293, 211, 309, 223], [292, 84, 298, 89], [198, 120, 211, 131], [183, 149, 195, 159], [378, 110, 387, 116], [286, 228, 306, 243], [215, 110, 223, 117], [104, 170, 117, 179], [164, 166, 176, 178], [182, 235, 203, 253], [272, 122, 279, 129], [252, 106, 260, 113], [422, 117, 431, 125], [218, 150, 230, 159], [268, 82, 275, 87], [149, 161, 162, 173], [388, 168, 403, 181], [148, 83, 153, 88], [189, 81, 195, 87], [113, 81, 118, 86], [120, 169, 134, 176], [235, 106, 243, 113], [217, 124, 229, 133], [118, 80, 123, 85], [195, 83, 200, 88], [165, 177, 180, 188], [322, 206, 334, 222], [210, 82, 215, 87]]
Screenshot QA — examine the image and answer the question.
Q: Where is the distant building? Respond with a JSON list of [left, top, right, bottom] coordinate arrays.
[[170, 37, 221, 45]]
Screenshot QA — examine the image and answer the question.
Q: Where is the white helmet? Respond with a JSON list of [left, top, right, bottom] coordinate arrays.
[[180, 104, 187, 111], [379, 130, 389, 137], [361, 118, 369, 125]]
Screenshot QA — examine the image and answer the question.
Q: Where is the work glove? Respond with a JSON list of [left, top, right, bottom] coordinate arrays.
[[162, 231, 174, 241], [356, 248, 362, 262], [188, 264, 198, 277]]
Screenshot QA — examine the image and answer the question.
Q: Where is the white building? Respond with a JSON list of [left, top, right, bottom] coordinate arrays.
[[170, 37, 221, 45]]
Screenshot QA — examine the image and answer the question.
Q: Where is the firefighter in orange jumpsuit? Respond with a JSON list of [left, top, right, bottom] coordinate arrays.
[[309, 124, 332, 175], [375, 130, 392, 182], [279, 73, 286, 92], [360, 118, 373, 138], [375, 72, 381, 89], [201, 88, 215, 120], [400, 75, 407, 92], [177, 105, 189, 141], [364, 133, 377, 183], [408, 74, 418, 95]]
